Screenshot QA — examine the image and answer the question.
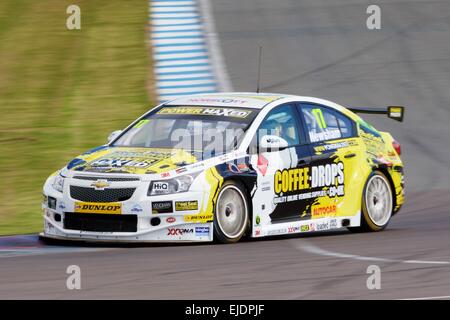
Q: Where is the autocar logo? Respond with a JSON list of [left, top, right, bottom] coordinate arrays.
[[91, 179, 110, 190]]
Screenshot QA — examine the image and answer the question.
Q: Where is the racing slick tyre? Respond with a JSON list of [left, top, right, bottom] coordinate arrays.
[[348, 171, 393, 233], [213, 181, 250, 244]]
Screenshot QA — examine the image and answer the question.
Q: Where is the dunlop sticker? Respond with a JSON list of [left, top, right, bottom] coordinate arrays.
[[184, 213, 213, 223], [74, 202, 122, 214]]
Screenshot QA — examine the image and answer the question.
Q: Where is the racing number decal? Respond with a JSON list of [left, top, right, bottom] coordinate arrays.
[[312, 108, 327, 129]]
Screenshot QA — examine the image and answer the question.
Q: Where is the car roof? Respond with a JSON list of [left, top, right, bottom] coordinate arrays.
[[162, 92, 360, 121], [163, 92, 297, 109]]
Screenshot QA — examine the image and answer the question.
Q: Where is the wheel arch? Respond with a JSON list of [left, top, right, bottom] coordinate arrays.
[[371, 165, 397, 214]]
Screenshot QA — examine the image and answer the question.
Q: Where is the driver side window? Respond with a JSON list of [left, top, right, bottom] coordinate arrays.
[[257, 104, 300, 148]]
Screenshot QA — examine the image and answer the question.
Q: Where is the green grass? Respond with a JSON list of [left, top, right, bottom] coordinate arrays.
[[0, 0, 154, 235]]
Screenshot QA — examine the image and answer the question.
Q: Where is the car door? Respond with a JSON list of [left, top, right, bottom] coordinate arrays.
[[298, 102, 359, 224], [249, 104, 312, 226]]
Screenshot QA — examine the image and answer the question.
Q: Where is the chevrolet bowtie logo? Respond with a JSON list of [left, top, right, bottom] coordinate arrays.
[[91, 179, 110, 190]]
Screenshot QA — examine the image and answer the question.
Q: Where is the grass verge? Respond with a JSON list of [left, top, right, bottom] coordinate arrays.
[[0, 0, 153, 235]]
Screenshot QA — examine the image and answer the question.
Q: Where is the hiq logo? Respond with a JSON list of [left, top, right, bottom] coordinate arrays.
[[153, 182, 169, 191]]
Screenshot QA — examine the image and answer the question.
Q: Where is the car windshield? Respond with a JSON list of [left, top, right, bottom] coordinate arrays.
[[113, 105, 259, 158]]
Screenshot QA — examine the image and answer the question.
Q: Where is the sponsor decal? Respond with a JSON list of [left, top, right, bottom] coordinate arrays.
[[175, 167, 187, 174], [330, 219, 338, 229], [166, 217, 176, 223], [90, 179, 110, 190], [309, 129, 341, 143], [267, 228, 287, 236], [74, 202, 121, 214], [175, 201, 198, 211], [312, 204, 337, 219], [195, 226, 210, 236], [160, 172, 170, 178], [131, 204, 143, 213], [58, 202, 66, 210], [152, 201, 173, 214], [300, 225, 310, 232], [187, 98, 248, 105], [274, 167, 310, 194], [261, 181, 271, 192], [167, 228, 194, 236], [273, 162, 345, 203], [255, 229, 261, 236], [288, 226, 300, 233], [309, 223, 316, 231], [184, 213, 213, 223], [315, 221, 330, 231], [91, 158, 153, 169], [152, 181, 169, 193], [314, 141, 354, 153], [255, 215, 261, 225], [257, 154, 268, 176], [157, 106, 252, 119]]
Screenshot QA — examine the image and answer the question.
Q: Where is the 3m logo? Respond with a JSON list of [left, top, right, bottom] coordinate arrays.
[[74, 202, 121, 214]]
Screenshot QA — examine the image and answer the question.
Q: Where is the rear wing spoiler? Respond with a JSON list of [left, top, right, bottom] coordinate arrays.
[[348, 106, 405, 122]]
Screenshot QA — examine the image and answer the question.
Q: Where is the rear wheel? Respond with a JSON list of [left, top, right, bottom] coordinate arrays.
[[349, 171, 393, 232], [213, 181, 249, 244]]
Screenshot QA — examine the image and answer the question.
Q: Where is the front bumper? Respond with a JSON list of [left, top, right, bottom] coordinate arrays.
[[42, 175, 213, 243]]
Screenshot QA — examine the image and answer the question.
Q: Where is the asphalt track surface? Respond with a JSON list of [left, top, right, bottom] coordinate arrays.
[[1, 0, 450, 299]]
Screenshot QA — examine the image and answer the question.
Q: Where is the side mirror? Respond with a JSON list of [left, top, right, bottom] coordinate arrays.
[[107, 130, 123, 143], [259, 135, 288, 152]]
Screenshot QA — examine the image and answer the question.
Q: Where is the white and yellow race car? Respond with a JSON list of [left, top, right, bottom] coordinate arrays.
[[40, 93, 405, 243]]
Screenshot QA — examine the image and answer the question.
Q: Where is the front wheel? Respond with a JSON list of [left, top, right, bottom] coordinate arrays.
[[349, 171, 393, 232], [213, 181, 249, 244]]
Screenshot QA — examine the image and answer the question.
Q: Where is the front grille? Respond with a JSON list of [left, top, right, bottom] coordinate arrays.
[[73, 176, 140, 182], [70, 186, 135, 202], [64, 212, 137, 232]]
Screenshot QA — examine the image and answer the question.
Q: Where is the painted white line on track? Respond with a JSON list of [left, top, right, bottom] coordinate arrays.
[[151, 18, 201, 25], [155, 65, 211, 74], [156, 72, 212, 80], [152, 1, 196, 6], [153, 45, 205, 53], [151, 13, 199, 19], [153, 25, 202, 32], [294, 241, 450, 265], [152, 31, 203, 39], [151, 7, 197, 13], [153, 37, 204, 45], [155, 52, 207, 60], [399, 295, 450, 300]]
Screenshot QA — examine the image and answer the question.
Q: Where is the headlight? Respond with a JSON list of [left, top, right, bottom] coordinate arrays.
[[52, 174, 65, 193], [148, 173, 197, 196]]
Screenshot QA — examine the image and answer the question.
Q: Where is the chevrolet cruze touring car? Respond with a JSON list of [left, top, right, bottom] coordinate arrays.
[[41, 93, 405, 243]]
